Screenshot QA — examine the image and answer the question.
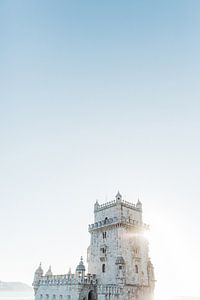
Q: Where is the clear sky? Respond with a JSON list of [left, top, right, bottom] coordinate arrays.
[[1, 1, 200, 299]]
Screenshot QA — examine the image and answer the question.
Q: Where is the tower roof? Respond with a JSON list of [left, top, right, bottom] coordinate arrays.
[[76, 257, 86, 272], [35, 263, 43, 275], [45, 265, 53, 276], [136, 198, 142, 210]]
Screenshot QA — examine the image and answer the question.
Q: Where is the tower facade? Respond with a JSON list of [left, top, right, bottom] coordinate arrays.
[[33, 192, 155, 300], [87, 192, 155, 299]]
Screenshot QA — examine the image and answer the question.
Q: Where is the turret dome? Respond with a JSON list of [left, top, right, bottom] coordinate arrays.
[[76, 257, 86, 272], [45, 265, 53, 276], [35, 263, 43, 276], [136, 198, 142, 210]]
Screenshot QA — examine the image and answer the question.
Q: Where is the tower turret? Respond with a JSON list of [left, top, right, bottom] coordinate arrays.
[[94, 200, 100, 212], [34, 263, 43, 280], [136, 198, 142, 211], [33, 263, 43, 295], [116, 191, 122, 203], [45, 265, 53, 276], [76, 256, 86, 278], [88, 192, 150, 288]]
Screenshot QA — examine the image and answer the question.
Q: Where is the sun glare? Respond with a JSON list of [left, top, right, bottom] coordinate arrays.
[[146, 210, 198, 299], [121, 210, 197, 299]]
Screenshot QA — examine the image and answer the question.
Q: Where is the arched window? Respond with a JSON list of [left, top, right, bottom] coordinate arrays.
[[102, 264, 105, 273], [135, 265, 138, 273]]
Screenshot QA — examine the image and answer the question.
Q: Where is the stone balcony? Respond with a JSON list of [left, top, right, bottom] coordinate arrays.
[[88, 217, 149, 232]]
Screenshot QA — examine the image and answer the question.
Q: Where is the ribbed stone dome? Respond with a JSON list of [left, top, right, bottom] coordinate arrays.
[[45, 266, 53, 276], [76, 257, 86, 271], [35, 263, 43, 275]]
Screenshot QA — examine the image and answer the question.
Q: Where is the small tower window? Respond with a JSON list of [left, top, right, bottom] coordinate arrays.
[[102, 247, 106, 253], [103, 232, 107, 239], [102, 264, 105, 273], [135, 264, 139, 273]]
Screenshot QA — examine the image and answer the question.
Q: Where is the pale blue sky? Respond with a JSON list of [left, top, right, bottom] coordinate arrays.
[[1, 1, 200, 298]]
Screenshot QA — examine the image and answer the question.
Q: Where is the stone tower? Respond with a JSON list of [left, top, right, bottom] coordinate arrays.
[[87, 192, 155, 300], [33, 192, 155, 300]]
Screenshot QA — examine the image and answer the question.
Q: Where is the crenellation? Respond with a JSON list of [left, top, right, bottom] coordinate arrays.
[[94, 198, 142, 213], [95, 200, 116, 211]]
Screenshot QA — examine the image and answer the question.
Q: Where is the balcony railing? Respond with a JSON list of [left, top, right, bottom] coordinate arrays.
[[88, 217, 149, 231]]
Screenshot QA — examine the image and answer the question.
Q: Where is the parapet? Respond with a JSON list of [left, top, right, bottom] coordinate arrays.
[[34, 273, 97, 287], [94, 193, 142, 213]]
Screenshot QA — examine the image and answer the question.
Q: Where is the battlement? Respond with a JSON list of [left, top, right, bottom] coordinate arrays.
[[35, 273, 97, 287], [95, 200, 116, 211], [89, 216, 149, 232], [94, 192, 142, 213]]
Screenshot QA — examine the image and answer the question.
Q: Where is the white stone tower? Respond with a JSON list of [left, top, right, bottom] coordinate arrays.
[[33, 192, 155, 300], [87, 192, 155, 300]]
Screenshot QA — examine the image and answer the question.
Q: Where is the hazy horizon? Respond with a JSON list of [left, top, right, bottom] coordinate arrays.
[[1, 1, 200, 299]]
